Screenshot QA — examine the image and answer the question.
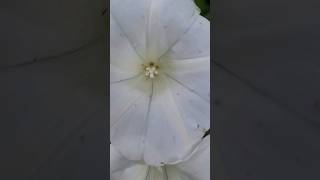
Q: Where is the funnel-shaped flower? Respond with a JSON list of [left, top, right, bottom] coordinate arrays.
[[111, 0, 210, 166]]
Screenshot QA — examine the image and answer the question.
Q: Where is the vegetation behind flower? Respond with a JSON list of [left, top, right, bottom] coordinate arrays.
[[195, 0, 210, 19]]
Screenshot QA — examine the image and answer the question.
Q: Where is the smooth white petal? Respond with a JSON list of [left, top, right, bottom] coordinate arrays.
[[166, 71, 210, 130], [111, 144, 168, 180], [111, 144, 149, 180], [110, 76, 152, 161], [111, 0, 149, 59], [110, 16, 142, 82], [114, 165, 149, 180], [111, 144, 167, 180], [110, 76, 150, 126], [110, 64, 139, 83], [159, 16, 210, 103], [146, 0, 200, 60], [175, 136, 211, 180], [110, 144, 134, 175], [111, 75, 207, 165], [162, 16, 210, 60], [143, 76, 206, 166], [111, 0, 200, 60], [162, 56, 210, 102]]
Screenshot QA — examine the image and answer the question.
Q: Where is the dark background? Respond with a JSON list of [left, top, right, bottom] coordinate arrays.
[[214, 0, 320, 179], [1, 0, 108, 179]]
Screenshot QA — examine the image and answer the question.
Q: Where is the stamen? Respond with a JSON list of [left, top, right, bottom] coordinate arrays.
[[143, 62, 159, 79]]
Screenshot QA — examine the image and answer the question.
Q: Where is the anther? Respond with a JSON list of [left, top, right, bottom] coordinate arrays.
[[143, 62, 159, 79]]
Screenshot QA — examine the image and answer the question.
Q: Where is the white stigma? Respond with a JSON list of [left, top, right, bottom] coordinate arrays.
[[144, 63, 159, 79]]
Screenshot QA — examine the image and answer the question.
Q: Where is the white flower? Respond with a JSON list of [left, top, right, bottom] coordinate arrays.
[[110, 136, 210, 180], [110, 0, 210, 166]]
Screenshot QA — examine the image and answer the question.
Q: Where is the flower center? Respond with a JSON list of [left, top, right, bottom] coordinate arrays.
[[143, 62, 160, 79]]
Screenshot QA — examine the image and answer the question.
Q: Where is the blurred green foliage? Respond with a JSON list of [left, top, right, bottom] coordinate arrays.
[[195, 0, 210, 18]]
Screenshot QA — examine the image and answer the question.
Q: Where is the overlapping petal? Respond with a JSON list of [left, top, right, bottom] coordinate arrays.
[[111, 144, 136, 178], [175, 136, 210, 180], [110, 136, 210, 180]]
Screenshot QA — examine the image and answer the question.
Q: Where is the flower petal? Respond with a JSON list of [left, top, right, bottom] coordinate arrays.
[[110, 137, 210, 180], [160, 15, 210, 103], [110, 15, 142, 82], [111, 0, 200, 60], [147, 167, 168, 180], [113, 164, 149, 180], [166, 71, 210, 129], [142, 76, 206, 166], [162, 56, 210, 102], [111, 147, 149, 180], [166, 166, 193, 180], [110, 144, 135, 175], [111, 0, 149, 59], [162, 16, 210, 60], [111, 144, 166, 180], [175, 136, 210, 180], [110, 76, 152, 161], [147, 0, 200, 60], [110, 64, 139, 83]]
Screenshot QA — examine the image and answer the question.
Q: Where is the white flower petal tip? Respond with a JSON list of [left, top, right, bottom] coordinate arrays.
[[110, 0, 210, 166]]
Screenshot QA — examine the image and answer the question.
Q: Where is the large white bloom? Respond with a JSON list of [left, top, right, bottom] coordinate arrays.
[[111, 136, 210, 180], [110, 0, 210, 166]]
